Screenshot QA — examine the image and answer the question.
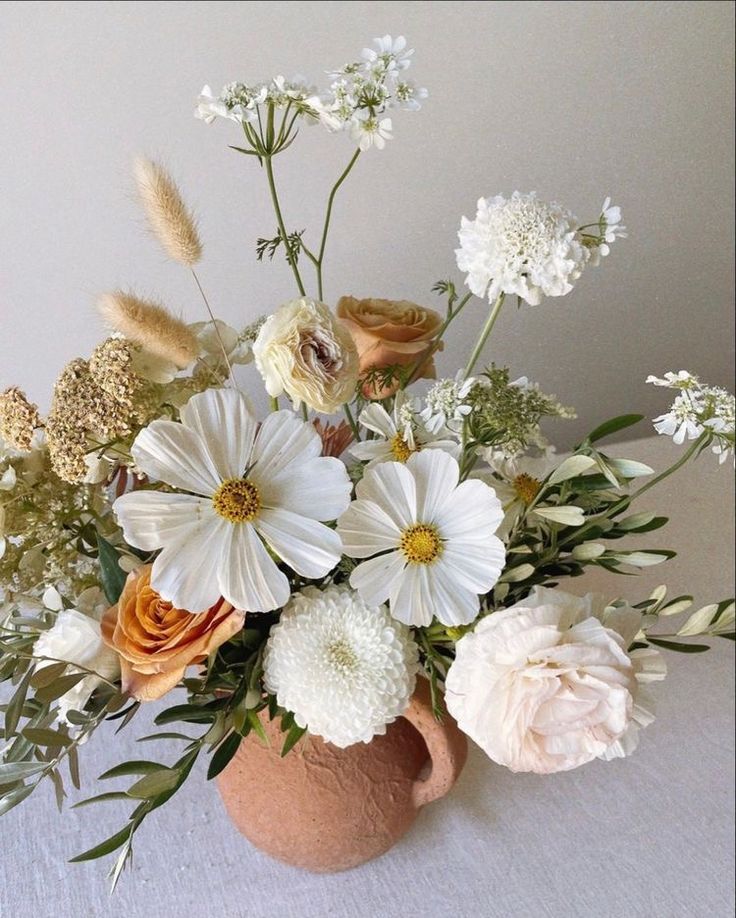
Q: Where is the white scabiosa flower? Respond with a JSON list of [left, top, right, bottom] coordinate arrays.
[[263, 585, 418, 748], [338, 450, 505, 627], [114, 388, 352, 614], [455, 192, 590, 306], [445, 587, 666, 774], [33, 592, 120, 726]]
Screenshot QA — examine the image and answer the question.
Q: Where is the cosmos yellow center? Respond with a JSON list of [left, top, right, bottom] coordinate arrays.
[[389, 432, 418, 463], [513, 473, 541, 505], [399, 524, 443, 564], [212, 478, 261, 523]]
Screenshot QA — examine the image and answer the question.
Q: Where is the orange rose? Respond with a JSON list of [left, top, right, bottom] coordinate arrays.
[[336, 296, 443, 399], [101, 565, 244, 702]]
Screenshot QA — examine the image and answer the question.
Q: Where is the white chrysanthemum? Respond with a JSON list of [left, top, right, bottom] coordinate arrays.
[[338, 450, 505, 627], [455, 192, 590, 306], [114, 388, 351, 614], [445, 587, 666, 774], [351, 392, 458, 468], [263, 585, 418, 748]]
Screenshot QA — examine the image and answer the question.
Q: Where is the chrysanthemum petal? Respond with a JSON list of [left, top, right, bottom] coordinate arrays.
[[259, 457, 351, 521], [355, 461, 416, 529], [114, 491, 217, 552], [406, 449, 459, 523], [256, 508, 342, 579], [180, 388, 257, 480], [350, 551, 405, 607], [150, 516, 229, 612], [337, 499, 401, 556], [132, 419, 221, 495], [250, 410, 322, 480], [218, 522, 290, 613]]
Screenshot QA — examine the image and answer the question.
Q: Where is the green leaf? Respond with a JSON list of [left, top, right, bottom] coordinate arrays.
[[587, 414, 644, 443], [658, 596, 694, 617], [22, 727, 72, 748], [34, 672, 87, 704], [72, 791, 130, 809], [534, 506, 586, 526], [154, 703, 218, 726], [136, 732, 197, 743], [29, 661, 68, 689], [648, 637, 710, 653], [0, 783, 35, 816], [499, 563, 535, 583], [0, 760, 46, 783], [207, 732, 242, 780], [4, 668, 34, 738], [607, 458, 654, 478], [281, 723, 307, 758], [126, 768, 181, 799], [69, 825, 133, 863], [99, 760, 164, 780], [247, 710, 269, 746], [548, 455, 597, 485], [96, 531, 127, 605]]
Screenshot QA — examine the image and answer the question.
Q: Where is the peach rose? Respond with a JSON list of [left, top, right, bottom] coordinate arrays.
[[336, 296, 443, 399], [101, 565, 244, 702]]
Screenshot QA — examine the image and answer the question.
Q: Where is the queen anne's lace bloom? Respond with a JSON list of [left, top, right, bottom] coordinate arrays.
[[456, 192, 590, 306], [263, 585, 418, 747]]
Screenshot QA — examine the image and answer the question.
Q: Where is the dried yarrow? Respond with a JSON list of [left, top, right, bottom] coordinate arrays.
[[0, 387, 41, 451]]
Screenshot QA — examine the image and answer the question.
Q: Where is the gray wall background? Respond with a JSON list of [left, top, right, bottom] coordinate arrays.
[[1, 0, 733, 444]]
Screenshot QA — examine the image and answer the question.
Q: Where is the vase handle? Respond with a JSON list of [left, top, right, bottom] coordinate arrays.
[[401, 676, 468, 808]]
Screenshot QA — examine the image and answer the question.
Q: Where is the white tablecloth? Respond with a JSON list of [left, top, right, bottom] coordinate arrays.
[[1, 436, 734, 918]]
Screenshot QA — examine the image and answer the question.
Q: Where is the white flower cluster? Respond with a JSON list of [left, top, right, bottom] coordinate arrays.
[[196, 35, 426, 152], [263, 585, 418, 747], [456, 192, 623, 306], [420, 373, 476, 434], [648, 371, 735, 463]]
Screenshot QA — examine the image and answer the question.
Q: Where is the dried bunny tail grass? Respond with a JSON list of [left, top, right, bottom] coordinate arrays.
[[98, 291, 199, 369], [134, 157, 202, 267]]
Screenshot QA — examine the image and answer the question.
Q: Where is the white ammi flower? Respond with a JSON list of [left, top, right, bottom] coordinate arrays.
[[351, 114, 393, 151], [445, 587, 666, 774], [263, 585, 418, 748], [338, 450, 505, 627], [33, 592, 120, 726], [456, 192, 590, 306], [114, 389, 352, 613]]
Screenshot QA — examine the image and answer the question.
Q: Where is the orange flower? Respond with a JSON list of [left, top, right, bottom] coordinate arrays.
[[101, 565, 244, 702], [336, 296, 443, 399], [312, 418, 354, 458]]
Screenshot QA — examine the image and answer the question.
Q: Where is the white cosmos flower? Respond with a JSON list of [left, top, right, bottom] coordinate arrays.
[[445, 587, 666, 774], [338, 450, 505, 627], [263, 585, 418, 748], [456, 192, 590, 306], [350, 393, 458, 468], [481, 450, 555, 538], [114, 388, 352, 613]]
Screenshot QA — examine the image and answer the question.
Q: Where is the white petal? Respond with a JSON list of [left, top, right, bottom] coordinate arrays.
[[256, 508, 342, 579], [389, 564, 434, 627], [349, 440, 393, 463], [150, 516, 229, 612], [180, 388, 257, 481], [259, 457, 351, 521], [439, 537, 505, 593], [132, 420, 220, 495], [355, 461, 416, 529], [434, 478, 504, 539], [217, 522, 289, 613], [250, 411, 321, 480], [350, 551, 406, 607], [114, 491, 216, 552], [358, 404, 396, 439], [426, 566, 480, 626], [337, 499, 401, 557], [406, 449, 459, 523]]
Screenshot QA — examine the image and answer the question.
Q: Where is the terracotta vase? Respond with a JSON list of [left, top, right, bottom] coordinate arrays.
[[217, 678, 468, 873]]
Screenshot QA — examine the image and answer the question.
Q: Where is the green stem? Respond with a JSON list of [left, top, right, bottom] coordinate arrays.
[[343, 403, 360, 440], [403, 292, 473, 388], [264, 153, 306, 297], [269, 396, 279, 412], [316, 148, 361, 300], [191, 269, 235, 385], [464, 292, 505, 379]]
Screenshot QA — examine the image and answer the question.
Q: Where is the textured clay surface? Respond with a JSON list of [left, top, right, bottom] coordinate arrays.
[[217, 679, 468, 873]]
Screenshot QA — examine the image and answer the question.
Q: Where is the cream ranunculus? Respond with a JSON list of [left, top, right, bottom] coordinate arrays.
[[33, 599, 120, 725], [253, 298, 359, 413], [445, 587, 666, 774]]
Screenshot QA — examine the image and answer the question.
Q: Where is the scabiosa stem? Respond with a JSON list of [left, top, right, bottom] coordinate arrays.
[[463, 292, 505, 379]]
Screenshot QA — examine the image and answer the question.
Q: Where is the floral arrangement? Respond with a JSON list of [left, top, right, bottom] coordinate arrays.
[[1, 35, 734, 887]]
